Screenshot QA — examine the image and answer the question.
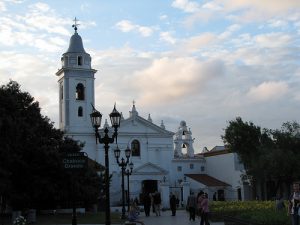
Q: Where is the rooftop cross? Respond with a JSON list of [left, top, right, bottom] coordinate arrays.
[[72, 17, 80, 33]]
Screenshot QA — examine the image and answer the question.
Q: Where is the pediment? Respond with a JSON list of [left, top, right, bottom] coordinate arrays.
[[119, 115, 174, 136], [133, 162, 168, 175]]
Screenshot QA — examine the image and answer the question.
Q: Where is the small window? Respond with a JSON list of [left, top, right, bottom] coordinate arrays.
[[201, 166, 205, 172], [78, 56, 82, 66], [177, 166, 182, 172], [131, 140, 140, 157], [78, 106, 83, 117], [76, 83, 85, 100], [190, 164, 194, 169]]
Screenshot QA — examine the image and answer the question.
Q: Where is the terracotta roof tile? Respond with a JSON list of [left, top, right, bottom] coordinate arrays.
[[185, 174, 230, 187]]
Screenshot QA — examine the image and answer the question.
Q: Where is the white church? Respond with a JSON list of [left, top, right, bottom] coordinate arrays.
[[55, 25, 251, 209]]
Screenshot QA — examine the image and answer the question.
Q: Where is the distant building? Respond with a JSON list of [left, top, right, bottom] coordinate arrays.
[[55, 26, 251, 208]]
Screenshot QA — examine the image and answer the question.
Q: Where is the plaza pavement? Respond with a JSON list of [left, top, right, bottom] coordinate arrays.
[[72, 209, 225, 225], [132, 209, 225, 225]]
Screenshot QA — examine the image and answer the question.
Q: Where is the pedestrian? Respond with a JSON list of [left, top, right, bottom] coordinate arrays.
[[170, 194, 177, 216], [143, 192, 151, 217], [128, 202, 145, 225], [197, 191, 204, 224], [275, 195, 285, 211], [200, 193, 210, 225], [288, 181, 300, 225], [187, 191, 197, 221], [150, 193, 155, 213], [153, 191, 161, 216]]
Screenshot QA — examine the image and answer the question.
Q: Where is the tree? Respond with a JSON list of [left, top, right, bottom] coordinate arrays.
[[222, 117, 262, 173], [0, 80, 101, 210], [222, 117, 300, 199]]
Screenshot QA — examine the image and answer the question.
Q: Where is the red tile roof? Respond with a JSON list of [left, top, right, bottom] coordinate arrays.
[[185, 174, 230, 187]]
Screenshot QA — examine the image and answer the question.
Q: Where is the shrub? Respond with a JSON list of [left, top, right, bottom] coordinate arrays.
[[210, 201, 290, 225]]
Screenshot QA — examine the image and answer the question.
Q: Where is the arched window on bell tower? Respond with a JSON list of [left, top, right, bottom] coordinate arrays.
[[78, 106, 83, 117], [76, 83, 85, 100], [78, 56, 82, 66], [131, 140, 140, 157]]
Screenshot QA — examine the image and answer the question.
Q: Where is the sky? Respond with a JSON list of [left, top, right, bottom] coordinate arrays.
[[0, 0, 300, 152]]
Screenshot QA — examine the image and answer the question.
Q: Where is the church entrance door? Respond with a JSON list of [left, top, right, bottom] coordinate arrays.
[[142, 180, 157, 194]]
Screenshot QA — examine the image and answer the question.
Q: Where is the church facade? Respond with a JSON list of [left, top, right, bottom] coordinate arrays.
[[55, 26, 250, 208]]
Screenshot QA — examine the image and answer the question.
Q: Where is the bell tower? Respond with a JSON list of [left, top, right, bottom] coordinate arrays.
[[56, 18, 97, 134], [174, 121, 195, 158]]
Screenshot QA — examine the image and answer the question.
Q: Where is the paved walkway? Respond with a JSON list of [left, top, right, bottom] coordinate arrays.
[[57, 209, 225, 225], [134, 209, 224, 225]]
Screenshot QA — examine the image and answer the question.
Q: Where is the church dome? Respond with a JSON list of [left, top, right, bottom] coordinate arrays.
[[66, 32, 86, 53], [180, 120, 186, 127]]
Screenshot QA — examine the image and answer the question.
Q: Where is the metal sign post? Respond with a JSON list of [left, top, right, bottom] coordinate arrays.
[[63, 152, 88, 225]]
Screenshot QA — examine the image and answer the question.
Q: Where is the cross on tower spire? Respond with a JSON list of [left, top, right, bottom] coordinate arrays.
[[72, 17, 80, 33]]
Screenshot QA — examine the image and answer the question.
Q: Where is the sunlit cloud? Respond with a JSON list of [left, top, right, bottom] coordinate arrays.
[[247, 81, 288, 102], [115, 20, 153, 37], [254, 33, 292, 48], [180, 33, 218, 53], [182, 0, 300, 27], [172, 0, 200, 13], [160, 32, 176, 44], [0, 2, 6, 11], [131, 57, 224, 105]]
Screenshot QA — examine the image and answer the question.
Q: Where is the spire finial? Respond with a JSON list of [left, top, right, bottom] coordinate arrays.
[[133, 100, 135, 106], [72, 17, 80, 33]]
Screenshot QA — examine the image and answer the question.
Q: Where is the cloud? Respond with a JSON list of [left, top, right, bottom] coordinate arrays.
[[172, 0, 200, 13], [268, 19, 288, 28], [115, 20, 136, 32], [160, 32, 176, 44], [202, 2, 222, 11], [254, 33, 292, 48], [219, 24, 241, 40], [0, 51, 58, 122], [246, 81, 288, 102], [180, 33, 218, 53], [115, 20, 153, 37], [0, 2, 6, 11], [183, 0, 300, 27], [159, 15, 168, 20], [131, 57, 224, 105]]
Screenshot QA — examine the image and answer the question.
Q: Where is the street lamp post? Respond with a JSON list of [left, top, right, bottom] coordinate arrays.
[[114, 147, 131, 219], [125, 162, 134, 212], [90, 104, 121, 225]]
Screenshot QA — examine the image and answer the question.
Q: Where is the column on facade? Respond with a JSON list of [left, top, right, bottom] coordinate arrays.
[[160, 181, 170, 209], [182, 181, 190, 207]]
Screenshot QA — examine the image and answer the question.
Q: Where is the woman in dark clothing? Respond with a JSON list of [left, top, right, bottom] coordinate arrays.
[[143, 193, 151, 217], [170, 194, 177, 216]]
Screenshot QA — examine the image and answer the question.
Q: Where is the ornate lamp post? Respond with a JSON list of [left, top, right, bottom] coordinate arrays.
[[125, 162, 134, 212], [114, 146, 131, 219], [90, 105, 121, 225]]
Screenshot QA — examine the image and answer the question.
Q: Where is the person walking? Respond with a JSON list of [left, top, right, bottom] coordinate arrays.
[[197, 191, 204, 224], [143, 192, 151, 217], [170, 194, 177, 216], [200, 193, 210, 225], [288, 181, 300, 225], [153, 191, 161, 216], [187, 191, 197, 221]]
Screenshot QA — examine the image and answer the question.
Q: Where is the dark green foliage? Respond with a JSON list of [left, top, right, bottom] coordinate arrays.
[[222, 117, 300, 198], [0, 80, 101, 210]]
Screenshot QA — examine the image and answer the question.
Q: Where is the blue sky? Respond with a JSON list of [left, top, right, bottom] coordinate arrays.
[[1, 0, 300, 151]]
